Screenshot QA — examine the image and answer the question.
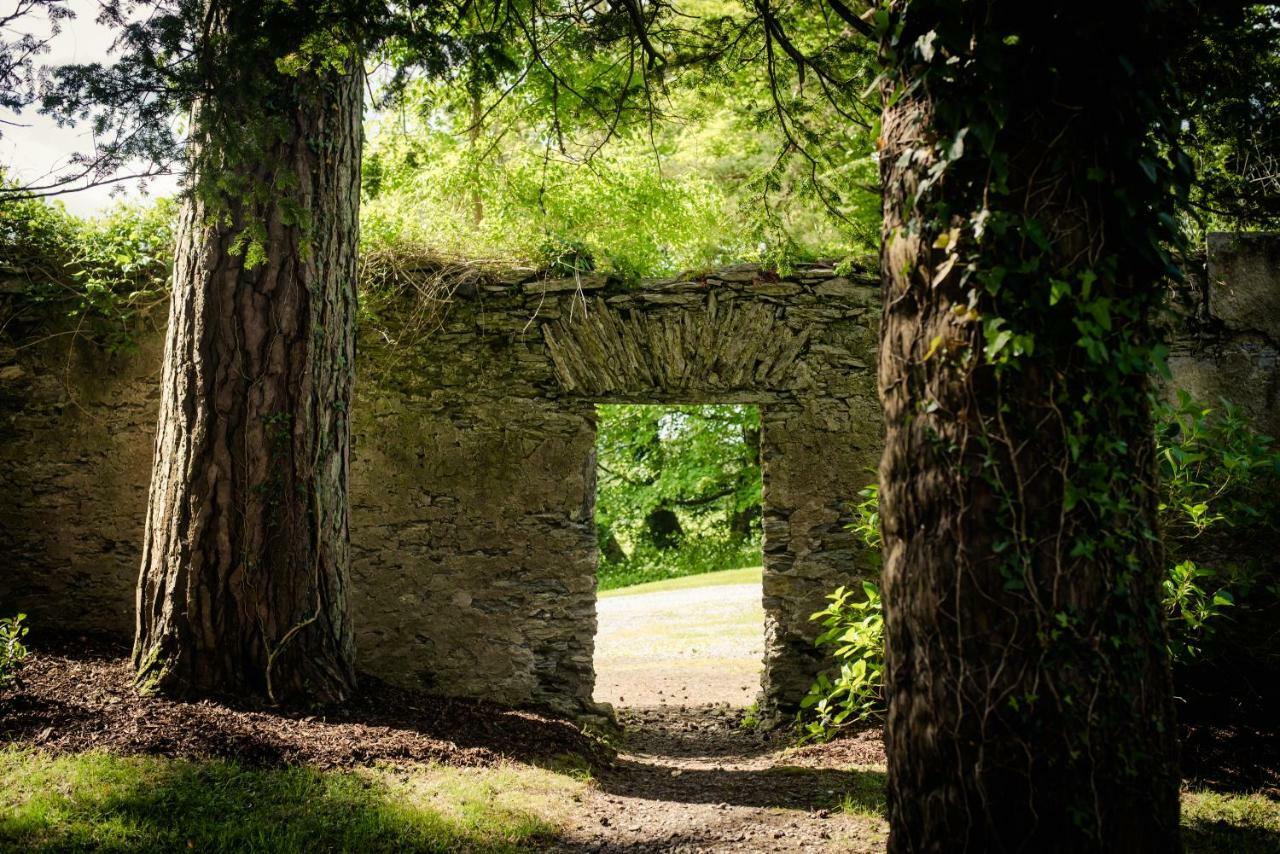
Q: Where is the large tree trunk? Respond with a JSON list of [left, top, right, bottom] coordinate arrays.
[[134, 46, 363, 704], [877, 2, 1184, 849]]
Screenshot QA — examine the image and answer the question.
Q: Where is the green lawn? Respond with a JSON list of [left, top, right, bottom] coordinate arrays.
[[599, 565, 762, 598], [1182, 788, 1280, 853], [0, 748, 584, 853]]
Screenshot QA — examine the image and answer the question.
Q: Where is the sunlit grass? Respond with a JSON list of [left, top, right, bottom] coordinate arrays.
[[0, 747, 583, 853], [1182, 788, 1280, 853], [1, 746, 1275, 852]]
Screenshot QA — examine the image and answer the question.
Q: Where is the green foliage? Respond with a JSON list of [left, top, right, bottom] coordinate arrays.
[[0, 614, 29, 690], [595, 404, 762, 590], [850, 484, 882, 554], [1156, 392, 1280, 665], [1, 192, 174, 352], [1162, 561, 1235, 662], [361, 3, 883, 279], [1157, 392, 1280, 544], [1172, 4, 1280, 237], [362, 134, 735, 280], [798, 582, 884, 743], [799, 394, 1280, 740]]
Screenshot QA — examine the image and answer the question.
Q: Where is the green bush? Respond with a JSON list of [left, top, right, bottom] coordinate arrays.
[[0, 614, 29, 690], [1156, 392, 1280, 708], [2, 192, 175, 352], [799, 395, 1280, 741], [797, 581, 883, 743]]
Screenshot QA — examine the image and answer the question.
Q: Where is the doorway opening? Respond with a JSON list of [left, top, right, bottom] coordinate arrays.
[[591, 403, 765, 711]]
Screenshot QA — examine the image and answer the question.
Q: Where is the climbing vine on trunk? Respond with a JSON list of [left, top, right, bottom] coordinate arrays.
[[874, 1, 1192, 849]]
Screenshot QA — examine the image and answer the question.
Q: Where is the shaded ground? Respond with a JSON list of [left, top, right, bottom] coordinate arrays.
[[553, 705, 888, 852], [0, 635, 598, 770], [2, 610, 1277, 852], [594, 572, 764, 708]]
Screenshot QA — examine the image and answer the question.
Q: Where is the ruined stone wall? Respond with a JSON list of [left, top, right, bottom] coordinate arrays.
[[0, 263, 881, 716], [352, 264, 883, 714], [3, 238, 1276, 717]]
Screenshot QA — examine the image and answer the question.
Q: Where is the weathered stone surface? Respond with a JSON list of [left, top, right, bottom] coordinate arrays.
[[522, 274, 610, 294], [1169, 234, 1280, 438], [1207, 233, 1280, 345]]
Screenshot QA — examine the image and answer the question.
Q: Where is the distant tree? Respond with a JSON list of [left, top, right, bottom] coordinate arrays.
[[596, 405, 761, 556]]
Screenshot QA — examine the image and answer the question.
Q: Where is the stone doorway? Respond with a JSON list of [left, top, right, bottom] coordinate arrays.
[[345, 265, 882, 719], [590, 403, 767, 711]]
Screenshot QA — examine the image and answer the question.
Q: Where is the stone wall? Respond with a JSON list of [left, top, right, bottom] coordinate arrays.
[[1, 263, 881, 717], [0, 329, 163, 637], [349, 264, 883, 714], [2, 238, 1275, 718], [1168, 233, 1280, 438]]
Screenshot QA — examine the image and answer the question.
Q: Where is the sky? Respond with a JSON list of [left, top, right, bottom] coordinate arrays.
[[1, 0, 181, 216]]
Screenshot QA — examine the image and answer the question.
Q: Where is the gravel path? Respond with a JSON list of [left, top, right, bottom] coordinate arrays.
[[594, 581, 765, 708]]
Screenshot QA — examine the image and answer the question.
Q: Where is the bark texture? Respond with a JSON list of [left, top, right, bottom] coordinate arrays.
[[877, 2, 1183, 850], [134, 60, 362, 704]]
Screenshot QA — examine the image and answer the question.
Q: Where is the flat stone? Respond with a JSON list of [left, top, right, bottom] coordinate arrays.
[[523, 275, 609, 294], [746, 281, 802, 296]]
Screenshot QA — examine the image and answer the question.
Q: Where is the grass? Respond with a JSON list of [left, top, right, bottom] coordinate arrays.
[[0, 747, 583, 853], [0, 747, 1275, 851], [596, 538, 762, 591], [1182, 788, 1280, 853], [599, 565, 762, 598]]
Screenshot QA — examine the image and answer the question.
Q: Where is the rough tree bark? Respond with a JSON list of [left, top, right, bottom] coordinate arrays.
[[134, 41, 363, 704], [876, 2, 1184, 850]]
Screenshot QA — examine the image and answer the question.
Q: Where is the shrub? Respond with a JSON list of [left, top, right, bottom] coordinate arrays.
[[797, 581, 883, 743], [2, 192, 175, 352], [0, 614, 29, 690], [597, 536, 760, 592]]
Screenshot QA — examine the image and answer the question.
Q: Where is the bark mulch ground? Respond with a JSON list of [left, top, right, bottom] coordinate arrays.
[[0, 636, 602, 769]]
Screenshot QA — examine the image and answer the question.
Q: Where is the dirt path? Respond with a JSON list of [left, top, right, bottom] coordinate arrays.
[[555, 705, 888, 852], [577, 574, 888, 852], [594, 579, 764, 708]]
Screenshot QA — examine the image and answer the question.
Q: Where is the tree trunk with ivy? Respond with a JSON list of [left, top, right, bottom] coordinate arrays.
[[134, 23, 362, 704], [876, 2, 1186, 850]]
